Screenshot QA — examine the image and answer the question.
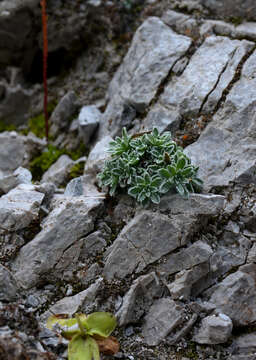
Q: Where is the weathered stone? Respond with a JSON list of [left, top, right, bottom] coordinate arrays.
[[117, 272, 165, 326], [41, 278, 103, 322], [209, 268, 256, 326], [0, 0, 37, 70], [167, 263, 210, 300], [0, 264, 19, 301], [193, 314, 233, 344], [104, 194, 224, 280], [194, 235, 251, 295], [247, 243, 256, 263], [159, 193, 225, 217], [185, 49, 256, 190], [41, 154, 74, 186], [162, 10, 199, 38], [0, 184, 44, 234], [50, 91, 79, 137], [78, 105, 101, 144], [231, 333, 256, 355], [103, 211, 182, 280], [84, 135, 112, 177], [201, 0, 256, 21], [0, 80, 32, 126], [161, 36, 253, 116], [12, 196, 103, 289], [79, 230, 107, 258], [64, 176, 83, 197], [0, 166, 32, 194], [157, 240, 213, 275], [103, 17, 191, 135], [0, 131, 45, 173], [142, 298, 185, 346], [143, 103, 181, 133], [201, 20, 256, 42]]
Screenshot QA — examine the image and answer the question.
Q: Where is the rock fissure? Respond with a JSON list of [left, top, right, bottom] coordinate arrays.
[[213, 44, 256, 115]]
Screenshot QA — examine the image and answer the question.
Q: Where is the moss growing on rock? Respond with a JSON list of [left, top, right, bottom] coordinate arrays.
[[68, 162, 85, 180], [30, 145, 66, 181], [23, 102, 57, 139], [0, 120, 17, 132]]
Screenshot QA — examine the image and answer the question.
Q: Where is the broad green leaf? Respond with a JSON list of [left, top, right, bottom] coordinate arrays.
[[85, 312, 117, 338], [68, 335, 100, 360], [46, 315, 87, 339]]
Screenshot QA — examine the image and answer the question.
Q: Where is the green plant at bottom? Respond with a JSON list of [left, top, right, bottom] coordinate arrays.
[[47, 312, 118, 360], [98, 127, 203, 205]]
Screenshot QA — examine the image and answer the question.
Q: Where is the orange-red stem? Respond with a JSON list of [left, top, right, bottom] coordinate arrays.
[[41, 0, 49, 142]]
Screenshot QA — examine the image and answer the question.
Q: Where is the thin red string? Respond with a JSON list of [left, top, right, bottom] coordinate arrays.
[[41, 0, 49, 142]]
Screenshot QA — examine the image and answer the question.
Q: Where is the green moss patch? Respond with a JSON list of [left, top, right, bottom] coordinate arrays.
[[30, 145, 66, 181], [0, 120, 17, 132]]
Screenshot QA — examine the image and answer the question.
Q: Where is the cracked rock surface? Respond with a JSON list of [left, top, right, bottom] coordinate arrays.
[[1, 2, 256, 360]]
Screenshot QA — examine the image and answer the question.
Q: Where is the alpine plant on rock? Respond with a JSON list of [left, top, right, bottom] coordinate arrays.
[[98, 128, 203, 205]]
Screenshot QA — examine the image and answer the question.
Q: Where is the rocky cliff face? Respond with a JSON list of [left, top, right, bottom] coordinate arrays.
[[0, 1, 256, 359]]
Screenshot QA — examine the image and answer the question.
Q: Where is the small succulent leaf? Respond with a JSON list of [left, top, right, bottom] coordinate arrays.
[[68, 335, 100, 360], [167, 165, 176, 176], [176, 183, 185, 197], [159, 168, 171, 179], [151, 193, 161, 204], [128, 186, 140, 196], [177, 157, 186, 170], [85, 312, 117, 338], [191, 177, 203, 189], [160, 181, 172, 194]]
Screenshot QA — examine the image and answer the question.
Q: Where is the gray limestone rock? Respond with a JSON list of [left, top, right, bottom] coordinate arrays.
[[231, 333, 256, 355], [0, 80, 32, 126], [143, 103, 181, 134], [161, 10, 199, 38], [103, 16, 191, 136], [82, 135, 112, 198], [64, 177, 83, 197], [185, 49, 256, 190], [41, 278, 104, 322], [193, 314, 233, 344], [201, 0, 256, 21], [78, 105, 101, 145], [0, 184, 44, 234], [158, 193, 225, 217], [201, 20, 256, 42], [157, 241, 213, 275], [0, 167, 32, 194], [209, 268, 256, 326], [117, 272, 165, 326], [12, 196, 103, 289], [103, 211, 182, 280], [104, 194, 224, 280], [0, 264, 20, 301], [84, 135, 113, 177], [142, 298, 185, 346], [50, 91, 79, 137], [0, 131, 45, 173], [41, 154, 75, 186], [79, 230, 107, 258], [161, 36, 253, 116], [167, 262, 210, 300]]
